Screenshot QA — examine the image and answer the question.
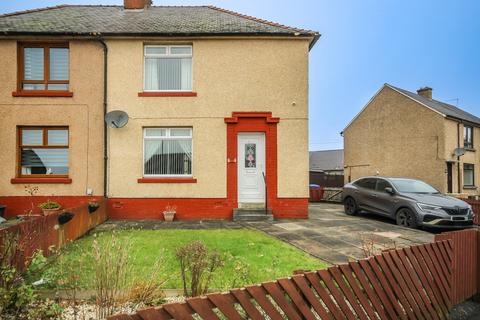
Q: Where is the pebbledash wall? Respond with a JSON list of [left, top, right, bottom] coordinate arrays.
[[0, 37, 311, 219], [106, 38, 310, 219], [0, 40, 105, 218]]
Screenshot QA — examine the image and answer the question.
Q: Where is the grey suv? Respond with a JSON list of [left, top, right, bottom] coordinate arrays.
[[343, 177, 474, 229]]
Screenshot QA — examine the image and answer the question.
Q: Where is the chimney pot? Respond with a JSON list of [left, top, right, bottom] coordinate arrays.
[[417, 87, 433, 99], [124, 0, 152, 9]]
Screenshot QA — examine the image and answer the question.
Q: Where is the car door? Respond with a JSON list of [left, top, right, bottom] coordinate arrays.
[[371, 178, 397, 216], [353, 178, 378, 211]]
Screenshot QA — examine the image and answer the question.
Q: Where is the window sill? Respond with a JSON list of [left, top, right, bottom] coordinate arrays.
[[12, 91, 74, 97], [137, 177, 197, 183], [11, 177, 72, 184], [138, 92, 197, 97], [465, 148, 476, 152], [463, 186, 477, 190]]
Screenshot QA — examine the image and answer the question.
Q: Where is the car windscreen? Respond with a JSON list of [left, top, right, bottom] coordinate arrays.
[[390, 179, 439, 193]]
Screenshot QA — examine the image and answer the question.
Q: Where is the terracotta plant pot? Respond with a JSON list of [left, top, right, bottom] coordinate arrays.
[[163, 211, 175, 222], [41, 207, 62, 216]]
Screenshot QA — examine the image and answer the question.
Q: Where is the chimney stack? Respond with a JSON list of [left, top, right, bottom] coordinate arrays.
[[417, 87, 432, 99], [124, 0, 152, 9]]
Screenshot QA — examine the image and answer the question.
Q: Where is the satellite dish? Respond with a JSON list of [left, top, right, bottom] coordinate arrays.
[[453, 147, 466, 157], [105, 110, 129, 128]]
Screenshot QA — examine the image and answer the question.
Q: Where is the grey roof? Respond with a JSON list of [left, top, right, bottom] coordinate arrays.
[[309, 149, 344, 172], [387, 84, 480, 126], [0, 5, 319, 46]]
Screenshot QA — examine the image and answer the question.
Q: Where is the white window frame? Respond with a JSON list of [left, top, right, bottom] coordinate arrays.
[[143, 127, 193, 177], [143, 45, 193, 92]]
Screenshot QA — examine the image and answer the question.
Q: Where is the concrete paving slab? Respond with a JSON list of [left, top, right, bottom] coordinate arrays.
[[244, 202, 435, 264]]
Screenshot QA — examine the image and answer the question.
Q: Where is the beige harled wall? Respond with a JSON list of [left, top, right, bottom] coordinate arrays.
[[106, 38, 310, 198], [444, 119, 480, 195], [0, 40, 104, 196], [343, 86, 448, 192]]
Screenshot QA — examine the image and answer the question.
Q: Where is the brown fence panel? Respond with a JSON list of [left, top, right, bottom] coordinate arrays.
[[0, 198, 107, 271], [109, 239, 454, 320], [435, 228, 479, 305], [462, 199, 480, 225]]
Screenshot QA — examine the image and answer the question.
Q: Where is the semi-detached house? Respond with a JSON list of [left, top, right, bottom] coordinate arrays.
[[0, 0, 319, 219]]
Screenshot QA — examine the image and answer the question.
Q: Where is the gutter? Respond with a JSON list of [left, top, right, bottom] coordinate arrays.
[[309, 33, 321, 51], [98, 38, 108, 198]]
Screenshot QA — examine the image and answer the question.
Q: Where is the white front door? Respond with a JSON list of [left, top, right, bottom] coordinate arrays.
[[238, 133, 266, 205]]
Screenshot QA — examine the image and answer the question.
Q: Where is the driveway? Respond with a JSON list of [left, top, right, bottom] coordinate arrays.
[[242, 202, 434, 264]]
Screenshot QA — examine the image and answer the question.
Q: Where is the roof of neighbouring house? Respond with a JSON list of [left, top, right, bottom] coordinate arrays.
[[0, 5, 319, 48], [343, 84, 480, 132], [386, 84, 480, 126], [309, 149, 344, 172]]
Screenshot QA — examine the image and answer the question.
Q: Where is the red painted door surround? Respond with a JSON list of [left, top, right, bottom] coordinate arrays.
[[224, 112, 279, 210]]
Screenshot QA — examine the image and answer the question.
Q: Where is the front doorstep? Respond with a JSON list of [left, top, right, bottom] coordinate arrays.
[[233, 208, 273, 221]]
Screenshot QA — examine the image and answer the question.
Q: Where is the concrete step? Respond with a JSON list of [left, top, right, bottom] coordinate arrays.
[[233, 208, 273, 221], [238, 202, 265, 209]]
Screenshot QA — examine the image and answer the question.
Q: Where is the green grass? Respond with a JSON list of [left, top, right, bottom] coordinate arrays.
[[45, 229, 327, 290]]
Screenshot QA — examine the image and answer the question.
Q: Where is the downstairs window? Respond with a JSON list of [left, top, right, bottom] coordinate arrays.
[[464, 163, 475, 187], [143, 128, 192, 177], [18, 127, 69, 176]]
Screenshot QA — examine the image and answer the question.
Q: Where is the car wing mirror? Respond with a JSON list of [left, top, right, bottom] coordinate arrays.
[[384, 187, 395, 195]]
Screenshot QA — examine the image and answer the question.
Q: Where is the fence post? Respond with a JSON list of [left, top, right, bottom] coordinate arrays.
[[475, 229, 480, 302]]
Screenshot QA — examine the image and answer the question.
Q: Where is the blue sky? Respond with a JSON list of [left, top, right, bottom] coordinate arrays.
[[2, 1, 479, 151]]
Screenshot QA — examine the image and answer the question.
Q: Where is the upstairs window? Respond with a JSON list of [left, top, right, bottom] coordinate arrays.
[[18, 43, 69, 91], [18, 127, 69, 177], [144, 45, 192, 92], [464, 125, 473, 149], [143, 128, 192, 177]]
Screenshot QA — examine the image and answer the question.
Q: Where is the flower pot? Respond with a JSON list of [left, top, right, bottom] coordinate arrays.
[[88, 204, 99, 214], [41, 207, 62, 216], [58, 212, 74, 225], [163, 211, 175, 222]]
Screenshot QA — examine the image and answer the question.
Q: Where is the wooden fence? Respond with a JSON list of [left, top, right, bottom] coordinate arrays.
[[463, 199, 480, 225], [435, 228, 479, 305], [0, 198, 107, 271], [109, 238, 455, 320]]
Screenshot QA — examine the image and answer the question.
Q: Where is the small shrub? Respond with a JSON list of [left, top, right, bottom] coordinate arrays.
[[125, 258, 166, 306], [92, 232, 131, 319], [0, 236, 59, 319], [23, 185, 39, 216], [225, 254, 252, 289], [38, 200, 61, 210], [176, 240, 224, 297]]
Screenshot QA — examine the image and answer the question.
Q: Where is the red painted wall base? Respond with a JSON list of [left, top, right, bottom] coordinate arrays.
[[0, 196, 103, 219], [107, 197, 308, 220], [0, 196, 308, 220]]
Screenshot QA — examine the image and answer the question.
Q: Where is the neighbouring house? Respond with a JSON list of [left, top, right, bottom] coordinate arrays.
[[309, 149, 344, 187], [0, 0, 319, 219], [343, 84, 480, 196]]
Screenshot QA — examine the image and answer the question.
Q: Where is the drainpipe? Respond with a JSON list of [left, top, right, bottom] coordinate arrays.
[[98, 38, 108, 198], [457, 122, 461, 194]]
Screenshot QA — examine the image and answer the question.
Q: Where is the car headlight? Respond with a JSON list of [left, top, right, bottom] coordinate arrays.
[[417, 203, 442, 212]]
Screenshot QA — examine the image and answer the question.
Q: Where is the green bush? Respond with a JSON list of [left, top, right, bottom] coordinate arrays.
[[38, 200, 61, 210]]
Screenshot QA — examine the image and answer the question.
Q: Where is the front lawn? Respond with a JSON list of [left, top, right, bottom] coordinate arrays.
[[44, 229, 327, 290]]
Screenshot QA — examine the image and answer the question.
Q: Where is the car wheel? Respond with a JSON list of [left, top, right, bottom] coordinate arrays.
[[344, 197, 358, 216], [396, 208, 418, 229]]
